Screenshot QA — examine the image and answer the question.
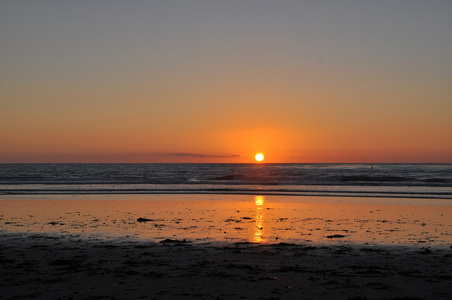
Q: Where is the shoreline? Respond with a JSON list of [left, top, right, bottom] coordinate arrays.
[[2, 189, 452, 200], [2, 193, 452, 203]]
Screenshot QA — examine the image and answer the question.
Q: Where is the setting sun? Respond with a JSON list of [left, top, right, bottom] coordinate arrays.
[[255, 153, 264, 162]]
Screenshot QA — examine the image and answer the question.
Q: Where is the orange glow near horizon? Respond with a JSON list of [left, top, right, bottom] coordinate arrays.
[[1, 2, 452, 164]]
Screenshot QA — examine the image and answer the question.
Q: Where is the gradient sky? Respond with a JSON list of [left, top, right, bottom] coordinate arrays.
[[1, 1, 451, 163]]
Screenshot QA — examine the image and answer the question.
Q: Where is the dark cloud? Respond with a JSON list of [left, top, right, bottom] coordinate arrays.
[[168, 153, 240, 158]]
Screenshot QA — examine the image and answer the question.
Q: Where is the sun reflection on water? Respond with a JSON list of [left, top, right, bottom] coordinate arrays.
[[2, 195, 451, 247], [254, 195, 265, 242]]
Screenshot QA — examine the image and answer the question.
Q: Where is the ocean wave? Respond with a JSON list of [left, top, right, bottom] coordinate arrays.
[[1, 163, 451, 199], [1, 183, 452, 199]]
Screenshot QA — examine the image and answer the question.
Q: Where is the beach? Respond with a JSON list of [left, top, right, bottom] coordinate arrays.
[[3, 0, 452, 297], [1, 194, 451, 299]]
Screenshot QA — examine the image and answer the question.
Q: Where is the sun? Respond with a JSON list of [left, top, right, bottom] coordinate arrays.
[[255, 153, 264, 162]]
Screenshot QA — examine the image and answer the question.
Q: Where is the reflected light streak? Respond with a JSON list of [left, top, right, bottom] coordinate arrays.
[[254, 196, 265, 242]]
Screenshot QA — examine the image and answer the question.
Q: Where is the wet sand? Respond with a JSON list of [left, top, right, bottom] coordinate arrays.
[[1, 195, 452, 299]]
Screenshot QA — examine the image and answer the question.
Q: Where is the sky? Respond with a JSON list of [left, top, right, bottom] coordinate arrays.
[[1, 1, 451, 163]]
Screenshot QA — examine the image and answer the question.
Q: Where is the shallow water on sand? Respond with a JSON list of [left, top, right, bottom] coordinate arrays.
[[1, 195, 451, 248]]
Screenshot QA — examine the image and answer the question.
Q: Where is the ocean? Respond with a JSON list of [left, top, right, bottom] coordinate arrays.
[[1, 163, 451, 199]]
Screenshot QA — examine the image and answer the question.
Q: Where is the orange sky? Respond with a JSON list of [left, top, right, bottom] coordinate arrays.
[[1, 1, 451, 163]]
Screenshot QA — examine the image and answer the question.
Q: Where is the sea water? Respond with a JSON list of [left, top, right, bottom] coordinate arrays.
[[1, 163, 451, 199]]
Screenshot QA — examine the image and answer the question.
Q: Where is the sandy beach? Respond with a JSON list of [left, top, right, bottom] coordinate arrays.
[[1, 195, 451, 299], [3, 0, 452, 298]]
